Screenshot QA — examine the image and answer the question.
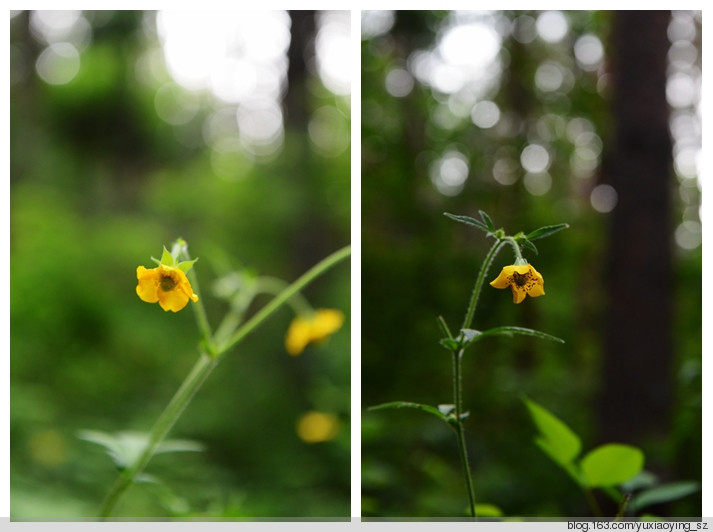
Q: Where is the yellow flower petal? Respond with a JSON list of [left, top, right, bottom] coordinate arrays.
[[490, 264, 545, 304], [136, 266, 160, 303], [286, 317, 312, 356], [311, 309, 344, 339], [285, 309, 344, 356], [136, 264, 198, 312]]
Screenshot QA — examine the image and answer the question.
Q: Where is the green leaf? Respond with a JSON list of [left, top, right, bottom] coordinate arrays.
[[479, 210, 495, 232], [630, 481, 700, 512], [477, 326, 564, 344], [523, 398, 581, 468], [444, 212, 489, 232], [78, 430, 204, 470], [580, 444, 644, 488], [474, 503, 504, 518], [368, 401, 448, 422], [525, 223, 569, 241], [620, 470, 658, 492], [77, 430, 128, 469], [520, 238, 538, 255]]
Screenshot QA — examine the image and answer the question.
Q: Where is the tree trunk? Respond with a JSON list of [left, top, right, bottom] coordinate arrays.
[[599, 11, 673, 444]]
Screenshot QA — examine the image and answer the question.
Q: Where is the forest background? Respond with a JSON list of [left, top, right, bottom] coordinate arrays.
[[10, 10, 351, 519], [361, 10, 702, 518]]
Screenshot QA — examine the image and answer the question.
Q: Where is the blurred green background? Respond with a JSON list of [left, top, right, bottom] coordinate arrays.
[[361, 10, 701, 518], [10, 10, 350, 519]]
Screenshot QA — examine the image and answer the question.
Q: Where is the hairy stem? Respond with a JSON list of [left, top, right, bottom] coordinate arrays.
[[452, 348, 476, 519], [461, 239, 506, 331]]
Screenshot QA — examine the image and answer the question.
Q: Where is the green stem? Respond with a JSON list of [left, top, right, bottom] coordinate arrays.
[[256, 276, 313, 316], [452, 348, 476, 519], [583, 488, 603, 518], [100, 244, 350, 518], [461, 239, 506, 331], [180, 249, 214, 354], [615, 493, 631, 520], [99, 352, 218, 519], [453, 238, 509, 518], [218, 245, 351, 356], [503, 237, 525, 265]]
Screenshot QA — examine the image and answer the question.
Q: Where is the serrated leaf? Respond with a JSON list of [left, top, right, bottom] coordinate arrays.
[[523, 398, 581, 468], [477, 326, 564, 344], [443, 212, 489, 232], [368, 401, 448, 422], [479, 210, 495, 232], [526, 223, 569, 241], [630, 481, 700, 512], [580, 444, 644, 488]]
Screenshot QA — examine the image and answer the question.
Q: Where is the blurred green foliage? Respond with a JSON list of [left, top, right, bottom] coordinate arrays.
[[361, 10, 701, 518], [11, 10, 350, 519]]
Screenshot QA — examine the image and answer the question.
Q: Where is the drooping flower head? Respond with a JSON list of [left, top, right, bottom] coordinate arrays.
[[136, 241, 199, 312], [285, 308, 344, 356], [489, 264, 545, 304], [136, 264, 199, 312]]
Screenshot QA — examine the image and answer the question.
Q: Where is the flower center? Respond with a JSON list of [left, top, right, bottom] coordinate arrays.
[[512, 271, 529, 287], [160, 274, 176, 292]]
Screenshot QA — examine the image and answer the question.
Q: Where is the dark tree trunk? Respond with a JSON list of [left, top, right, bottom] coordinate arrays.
[[599, 11, 674, 444], [285, 10, 316, 130]]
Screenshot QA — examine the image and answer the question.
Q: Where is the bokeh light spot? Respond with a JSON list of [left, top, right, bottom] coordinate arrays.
[[308, 106, 350, 157], [520, 144, 550, 174], [590, 184, 618, 213], [385, 68, 414, 98], [536, 11, 568, 43], [523, 172, 552, 196], [471, 100, 500, 129], [430, 151, 469, 196], [675, 220, 701, 250], [35, 42, 80, 85], [574, 34, 604, 71]]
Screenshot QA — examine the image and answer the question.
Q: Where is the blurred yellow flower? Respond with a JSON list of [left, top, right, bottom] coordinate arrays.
[[285, 308, 344, 355], [296, 411, 340, 443], [136, 264, 199, 312], [489, 264, 545, 304]]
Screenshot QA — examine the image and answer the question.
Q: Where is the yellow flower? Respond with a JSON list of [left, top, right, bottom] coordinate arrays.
[[489, 264, 545, 304], [136, 264, 199, 312], [295, 411, 340, 443], [285, 309, 344, 356]]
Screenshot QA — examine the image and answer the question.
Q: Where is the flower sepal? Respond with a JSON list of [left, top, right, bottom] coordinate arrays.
[[151, 243, 198, 273]]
